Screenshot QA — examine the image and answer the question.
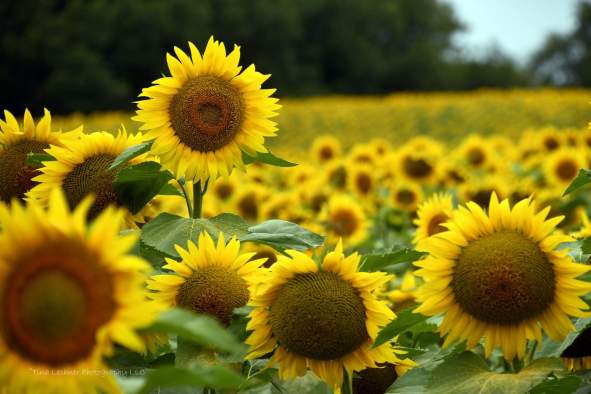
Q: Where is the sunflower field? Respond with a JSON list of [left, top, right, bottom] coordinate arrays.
[[4, 37, 591, 394]]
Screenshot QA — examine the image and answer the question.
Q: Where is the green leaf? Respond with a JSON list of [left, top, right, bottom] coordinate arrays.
[[563, 169, 591, 196], [26, 152, 54, 167], [581, 237, 591, 254], [361, 249, 427, 272], [108, 140, 153, 171], [387, 367, 431, 393], [242, 150, 297, 167], [374, 308, 429, 348], [529, 375, 582, 394], [424, 352, 562, 394], [133, 365, 246, 393], [240, 219, 324, 251], [209, 213, 250, 238], [158, 183, 183, 196], [113, 161, 174, 214], [147, 308, 246, 355]]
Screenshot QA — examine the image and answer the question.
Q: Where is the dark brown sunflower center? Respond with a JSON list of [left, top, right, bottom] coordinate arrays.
[[403, 157, 432, 179], [310, 192, 328, 213], [319, 146, 335, 161], [355, 173, 372, 195], [452, 230, 555, 325], [427, 213, 448, 236], [332, 209, 359, 236], [2, 240, 114, 366], [237, 193, 259, 221], [270, 271, 368, 360], [214, 182, 234, 201], [175, 265, 249, 325], [396, 190, 416, 205], [561, 327, 591, 358], [467, 148, 485, 166], [470, 190, 494, 209], [251, 250, 277, 268], [544, 137, 559, 151], [329, 166, 347, 189], [0, 140, 49, 202], [62, 154, 119, 220], [169, 75, 244, 152], [556, 159, 578, 181], [353, 363, 398, 394]]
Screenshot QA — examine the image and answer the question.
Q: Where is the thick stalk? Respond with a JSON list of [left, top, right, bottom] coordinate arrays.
[[192, 180, 209, 219]]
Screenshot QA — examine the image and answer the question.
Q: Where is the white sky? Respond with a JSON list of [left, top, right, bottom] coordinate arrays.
[[446, 0, 580, 62]]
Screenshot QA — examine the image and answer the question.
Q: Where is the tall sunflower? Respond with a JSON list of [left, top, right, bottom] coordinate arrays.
[[561, 326, 591, 371], [29, 130, 147, 225], [413, 192, 454, 250], [0, 109, 81, 202], [0, 189, 158, 393], [148, 232, 265, 325], [414, 193, 591, 360], [134, 36, 280, 183], [246, 241, 410, 391]]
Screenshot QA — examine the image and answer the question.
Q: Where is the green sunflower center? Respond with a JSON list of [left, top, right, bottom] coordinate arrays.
[[270, 271, 368, 360], [452, 230, 555, 325], [403, 157, 432, 179], [62, 154, 119, 220], [352, 363, 398, 394], [0, 140, 49, 202], [332, 209, 359, 236], [556, 159, 578, 181], [2, 241, 114, 366], [169, 75, 244, 152], [427, 213, 448, 236], [176, 265, 249, 325]]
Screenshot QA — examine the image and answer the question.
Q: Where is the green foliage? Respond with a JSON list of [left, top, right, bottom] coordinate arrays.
[[242, 150, 297, 167], [374, 308, 429, 348], [25, 152, 54, 167], [529, 375, 583, 394], [240, 219, 325, 252], [147, 308, 246, 355], [113, 162, 174, 214], [360, 249, 427, 272], [108, 141, 154, 171], [562, 169, 591, 196]]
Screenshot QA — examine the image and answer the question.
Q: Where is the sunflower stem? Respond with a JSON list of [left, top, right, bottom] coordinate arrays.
[[177, 179, 193, 218], [341, 368, 353, 394], [192, 180, 209, 218]]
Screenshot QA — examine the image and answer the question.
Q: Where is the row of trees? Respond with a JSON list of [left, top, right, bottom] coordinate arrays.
[[0, 0, 587, 114]]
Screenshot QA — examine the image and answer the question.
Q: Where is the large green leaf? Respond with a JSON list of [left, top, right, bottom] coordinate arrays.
[[114, 161, 174, 214], [147, 308, 246, 355], [241, 219, 325, 251], [360, 249, 427, 272], [26, 152, 55, 167], [563, 169, 591, 196], [242, 150, 297, 167], [373, 308, 429, 348], [209, 213, 250, 238], [133, 365, 246, 393], [425, 352, 562, 394], [108, 140, 154, 171], [529, 375, 582, 394]]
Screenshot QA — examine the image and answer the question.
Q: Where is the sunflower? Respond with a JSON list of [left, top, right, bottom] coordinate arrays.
[[325, 160, 349, 190], [320, 195, 368, 246], [574, 210, 591, 239], [311, 135, 342, 164], [414, 193, 591, 360], [29, 130, 148, 226], [0, 109, 81, 202], [352, 359, 415, 394], [0, 189, 158, 393], [394, 141, 441, 185], [413, 192, 454, 250], [210, 173, 239, 204], [243, 243, 278, 268], [245, 241, 409, 391], [454, 135, 495, 171], [148, 232, 265, 325], [458, 174, 510, 209], [349, 144, 377, 166], [390, 181, 423, 212], [369, 138, 392, 157], [544, 148, 586, 190], [561, 326, 591, 371], [538, 128, 563, 152], [347, 163, 376, 201], [387, 271, 419, 312], [134, 36, 280, 183], [232, 184, 268, 222], [260, 192, 299, 221]]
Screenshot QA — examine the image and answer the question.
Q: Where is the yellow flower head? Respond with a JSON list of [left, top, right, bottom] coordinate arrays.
[[413, 192, 454, 250], [246, 241, 410, 391], [320, 194, 368, 246], [0, 109, 81, 202], [134, 36, 281, 183], [414, 193, 591, 360], [311, 135, 342, 164], [0, 189, 158, 393], [148, 232, 265, 325]]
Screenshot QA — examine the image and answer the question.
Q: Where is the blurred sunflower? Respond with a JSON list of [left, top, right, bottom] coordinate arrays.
[[0, 189, 158, 393], [321, 195, 368, 246], [561, 326, 591, 371], [232, 184, 268, 222], [390, 181, 423, 212], [349, 144, 377, 166], [347, 163, 376, 201], [311, 135, 342, 164], [413, 192, 454, 250], [414, 193, 591, 360], [0, 109, 81, 202], [352, 360, 414, 394], [29, 130, 148, 226], [148, 232, 265, 325], [459, 174, 510, 209], [260, 192, 299, 221], [455, 135, 495, 171], [387, 271, 419, 312], [134, 36, 280, 183], [243, 242, 278, 268], [544, 148, 586, 190], [210, 174, 239, 204], [369, 138, 392, 157], [325, 159, 349, 190], [538, 128, 563, 152], [246, 242, 409, 391], [394, 143, 440, 185]]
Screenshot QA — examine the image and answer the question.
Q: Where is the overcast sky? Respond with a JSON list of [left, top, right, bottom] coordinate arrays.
[[446, 0, 580, 62]]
